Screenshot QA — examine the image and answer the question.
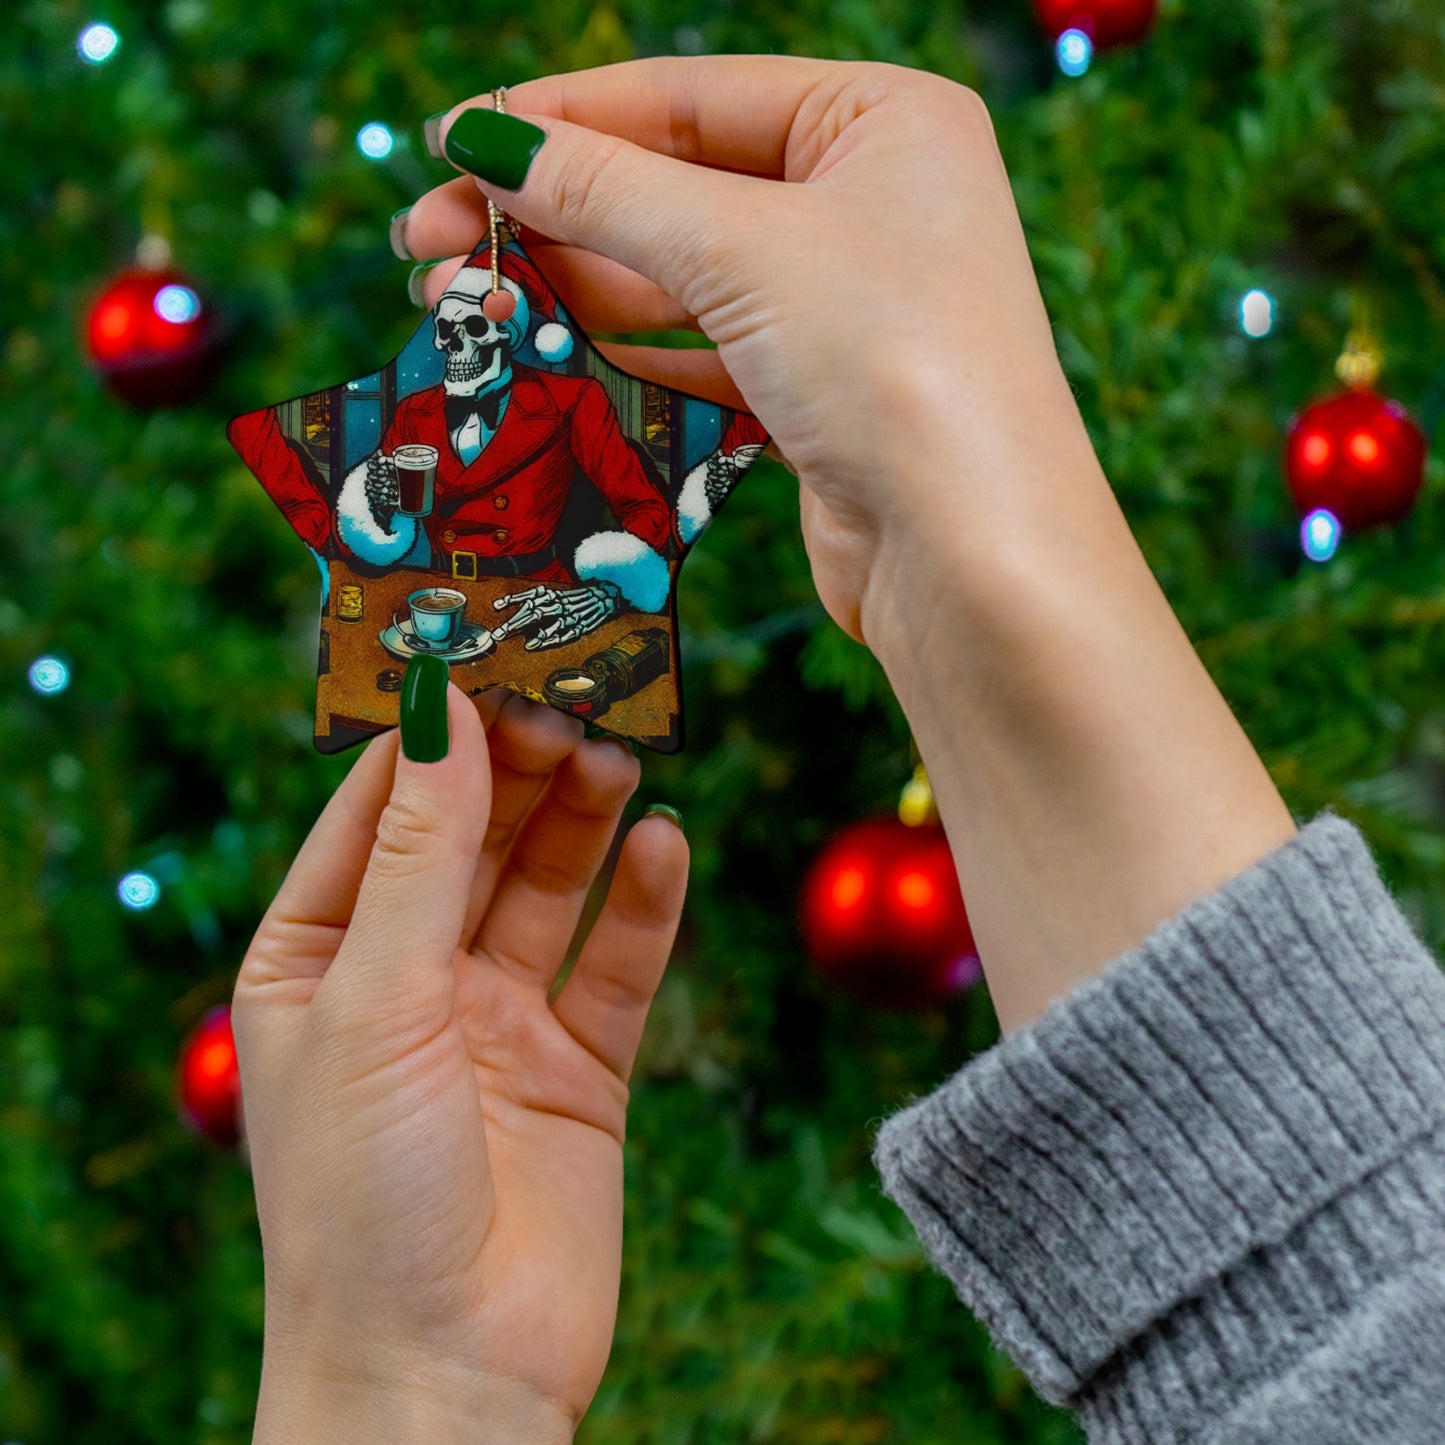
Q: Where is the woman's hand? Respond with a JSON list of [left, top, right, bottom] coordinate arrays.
[[402, 58, 1295, 1036], [233, 687, 687, 1443], [401, 56, 1095, 646]]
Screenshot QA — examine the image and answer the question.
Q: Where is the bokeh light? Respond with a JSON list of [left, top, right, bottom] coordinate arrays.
[[946, 952, 983, 992], [1240, 288, 1275, 338], [1298, 431, 1331, 472], [1301, 508, 1342, 563], [1057, 29, 1093, 77], [78, 23, 119, 64], [118, 871, 161, 911], [356, 122, 394, 159], [153, 284, 201, 324], [895, 871, 936, 911], [1348, 430, 1381, 466], [830, 866, 867, 911], [28, 657, 70, 695]]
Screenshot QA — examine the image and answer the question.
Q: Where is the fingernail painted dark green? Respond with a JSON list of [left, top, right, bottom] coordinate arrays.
[[423, 112, 446, 159], [443, 107, 546, 191], [389, 207, 413, 261], [407, 263, 435, 307], [644, 804, 684, 833], [401, 654, 450, 762], [585, 723, 637, 754]]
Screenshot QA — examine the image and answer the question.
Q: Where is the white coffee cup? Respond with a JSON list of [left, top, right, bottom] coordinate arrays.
[[406, 587, 467, 648]]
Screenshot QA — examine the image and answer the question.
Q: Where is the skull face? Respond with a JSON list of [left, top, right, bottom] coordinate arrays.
[[433, 297, 510, 398]]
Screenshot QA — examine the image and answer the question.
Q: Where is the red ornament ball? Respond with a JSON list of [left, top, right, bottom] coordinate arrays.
[[799, 818, 981, 1011], [1033, 0, 1157, 48], [1285, 388, 1427, 534], [84, 267, 219, 407], [178, 1005, 243, 1148]]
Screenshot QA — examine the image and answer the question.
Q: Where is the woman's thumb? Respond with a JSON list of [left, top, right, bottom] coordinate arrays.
[[323, 661, 491, 1024], [437, 102, 759, 315]]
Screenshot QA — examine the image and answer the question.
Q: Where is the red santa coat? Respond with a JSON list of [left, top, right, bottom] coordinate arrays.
[[354, 364, 673, 585], [721, 410, 768, 457], [227, 406, 333, 553]]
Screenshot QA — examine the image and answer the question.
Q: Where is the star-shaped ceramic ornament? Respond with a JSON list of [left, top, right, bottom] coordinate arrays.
[[228, 233, 767, 754]]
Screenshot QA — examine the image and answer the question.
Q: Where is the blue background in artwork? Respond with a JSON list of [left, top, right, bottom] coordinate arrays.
[[341, 385, 382, 471], [395, 324, 447, 398], [681, 398, 723, 472]]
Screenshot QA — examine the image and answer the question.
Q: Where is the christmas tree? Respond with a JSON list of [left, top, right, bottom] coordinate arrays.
[[4, 1, 1444, 1440]]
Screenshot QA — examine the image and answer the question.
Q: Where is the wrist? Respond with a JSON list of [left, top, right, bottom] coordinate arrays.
[[254, 1346, 575, 1445], [857, 354, 1117, 682], [855, 396, 1294, 1033]]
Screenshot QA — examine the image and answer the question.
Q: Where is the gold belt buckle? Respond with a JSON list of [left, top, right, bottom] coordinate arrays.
[[451, 550, 478, 582]]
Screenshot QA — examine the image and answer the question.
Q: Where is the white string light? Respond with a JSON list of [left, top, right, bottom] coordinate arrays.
[[78, 22, 119, 64]]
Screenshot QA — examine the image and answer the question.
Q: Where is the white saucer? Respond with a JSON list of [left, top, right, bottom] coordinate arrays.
[[379, 619, 496, 664]]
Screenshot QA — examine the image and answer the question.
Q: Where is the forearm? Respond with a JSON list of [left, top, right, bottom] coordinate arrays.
[[859, 383, 1297, 1034]]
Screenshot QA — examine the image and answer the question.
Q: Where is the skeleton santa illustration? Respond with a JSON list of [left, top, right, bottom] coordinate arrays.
[[335, 248, 675, 651], [228, 235, 768, 752]]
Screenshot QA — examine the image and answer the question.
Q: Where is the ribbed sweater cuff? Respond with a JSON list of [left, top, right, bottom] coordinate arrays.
[[871, 810, 1445, 1411]]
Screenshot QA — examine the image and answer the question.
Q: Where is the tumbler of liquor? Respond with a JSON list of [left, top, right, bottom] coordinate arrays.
[[337, 584, 364, 622], [393, 444, 440, 517]]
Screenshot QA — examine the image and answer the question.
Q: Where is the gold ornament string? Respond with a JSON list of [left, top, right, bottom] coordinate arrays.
[[489, 87, 507, 299]]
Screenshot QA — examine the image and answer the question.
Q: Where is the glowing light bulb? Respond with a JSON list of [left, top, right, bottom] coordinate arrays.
[[356, 123, 395, 160], [28, 657, 70, 695], [118, 871, 161, 910], [78, 23, 119, 64], [1057, 29, 1093, 77], [1301, 508, 1341, 563], [154, 284, 201, 324], [1240, 289, 1275, 338]]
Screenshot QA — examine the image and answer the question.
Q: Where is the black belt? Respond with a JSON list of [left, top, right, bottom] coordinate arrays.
[[448, 544, 559, 581]]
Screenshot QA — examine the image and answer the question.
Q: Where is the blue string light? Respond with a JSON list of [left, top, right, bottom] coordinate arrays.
[[154, 284, 201, 324], [356, 123, 395, 160], [78, 22, 119, 64], [28, 657, 70, 695], [118, 872, 161, 911], [1057, 29, 1093, 77], [1301, 508, 1341, 563]]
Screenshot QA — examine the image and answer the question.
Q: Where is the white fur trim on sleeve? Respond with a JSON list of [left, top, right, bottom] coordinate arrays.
[[573, 530, 669, 613], [335, 458, 418, 568], [675, 458, 716, 546]]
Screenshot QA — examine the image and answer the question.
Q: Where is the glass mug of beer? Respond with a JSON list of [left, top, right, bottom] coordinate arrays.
[[392, 443, 440, 517]]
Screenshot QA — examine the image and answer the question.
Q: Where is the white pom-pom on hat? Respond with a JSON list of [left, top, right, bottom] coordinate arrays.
[[534, 321, 573, 364]]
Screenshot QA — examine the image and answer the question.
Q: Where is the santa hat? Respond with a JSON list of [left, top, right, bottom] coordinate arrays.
[[440, 248, 574, 365]]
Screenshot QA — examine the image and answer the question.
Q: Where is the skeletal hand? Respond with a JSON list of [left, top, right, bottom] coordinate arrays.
[[364, 453, 400, 529], [492, 581, 624, 651]]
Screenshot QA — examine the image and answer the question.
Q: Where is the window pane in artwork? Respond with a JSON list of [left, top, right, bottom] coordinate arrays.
[[344, 399, 381, 470]]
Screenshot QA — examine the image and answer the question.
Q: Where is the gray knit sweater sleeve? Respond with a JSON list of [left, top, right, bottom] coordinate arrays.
[[871, 809, 1445, 1442]]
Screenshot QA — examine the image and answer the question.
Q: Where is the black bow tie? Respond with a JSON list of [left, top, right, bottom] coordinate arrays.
[[445, 389, 503, 435]]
